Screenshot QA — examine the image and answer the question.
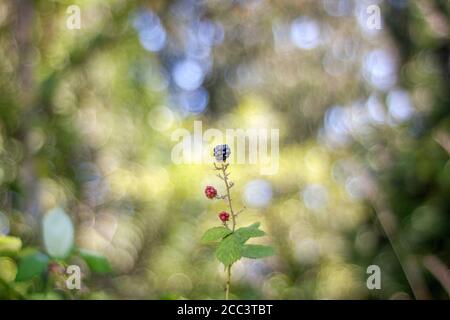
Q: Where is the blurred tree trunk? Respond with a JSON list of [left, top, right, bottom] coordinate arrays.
[[14, 0, 41, 219]]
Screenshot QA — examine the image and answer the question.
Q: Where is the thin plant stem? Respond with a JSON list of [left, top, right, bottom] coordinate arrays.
[[225, 265, 231, 300], [221, 164, 236, 231], [220, 163, 236, 299]]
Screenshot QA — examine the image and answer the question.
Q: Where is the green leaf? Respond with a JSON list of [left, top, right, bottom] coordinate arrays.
[[0, 257, 17, 282], [215, 234, 242, 266], [234, 222, 265, 244], [15, 252, 50, 281], [79, 249, 112, 274], [0, 235, 22, 254], [201, 227, 232, 243], [241, 244, 274, 259], [43, 208, 74, 259]]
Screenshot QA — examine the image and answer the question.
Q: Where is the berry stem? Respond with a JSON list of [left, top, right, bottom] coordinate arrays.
[[219, 162, 236, 299], [221, 163, 236, 232], [225, 265, 231, 300]]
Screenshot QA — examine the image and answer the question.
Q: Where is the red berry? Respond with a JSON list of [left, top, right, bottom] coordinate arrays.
[[205, 186, 217, 199], [219, 211, 230, 222], [48, 261, 64, 274]]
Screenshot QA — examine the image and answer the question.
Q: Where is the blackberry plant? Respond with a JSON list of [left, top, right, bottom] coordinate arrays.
[[202, 145, 274, 299]]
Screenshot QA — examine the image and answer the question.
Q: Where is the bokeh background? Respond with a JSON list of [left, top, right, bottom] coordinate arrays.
[[0, 0, 449, 299]]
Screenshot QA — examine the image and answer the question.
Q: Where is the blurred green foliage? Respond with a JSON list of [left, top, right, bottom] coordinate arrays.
[[0, 207, 111, 299], [0, 0, 449, 299]]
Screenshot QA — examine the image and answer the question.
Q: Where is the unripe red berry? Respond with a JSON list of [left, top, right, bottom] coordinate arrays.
[[205, 186, 217, 199], [48, 261, 64, 274], [219, 211, 230, 222]]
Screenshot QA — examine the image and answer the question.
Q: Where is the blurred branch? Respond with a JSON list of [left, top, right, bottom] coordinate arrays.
[[367, 176, 431, 299], [433, 130, 450, 156], [15, 0, 34, 105], [423, 255, 450, 298]]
